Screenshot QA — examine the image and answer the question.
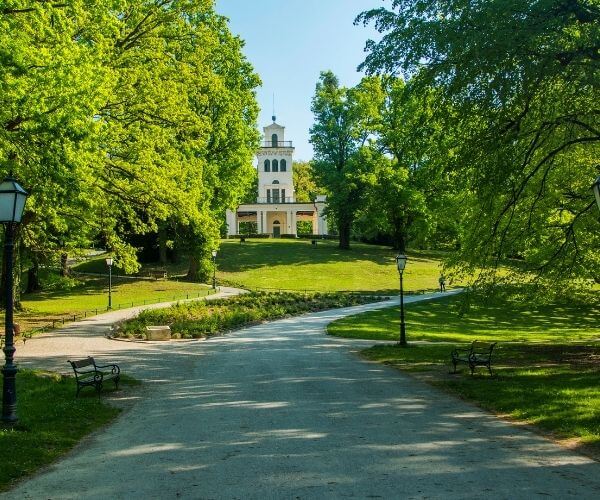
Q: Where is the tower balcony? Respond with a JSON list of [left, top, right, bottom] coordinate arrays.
[[261, 140, 293, 148]]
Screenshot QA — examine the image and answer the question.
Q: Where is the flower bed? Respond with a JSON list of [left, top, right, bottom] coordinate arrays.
[[113, 291, 387, 340]]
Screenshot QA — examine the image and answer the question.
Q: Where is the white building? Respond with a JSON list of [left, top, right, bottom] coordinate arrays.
[[226, 118, 328, 237]]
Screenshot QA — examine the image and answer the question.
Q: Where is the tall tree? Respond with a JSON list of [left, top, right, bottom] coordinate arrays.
[[1, 1, 260, 287], [309, 71, 383, 249], [357, 0, 600, 289], [292, 161, 320, 202]]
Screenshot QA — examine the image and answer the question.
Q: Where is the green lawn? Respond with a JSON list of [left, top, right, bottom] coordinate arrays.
[[15, 276, 213, 333], [328, 294, 600, 343], [216, 238, 448, 293], [0, 370, 129, 491], [329, 295, 600, 455]]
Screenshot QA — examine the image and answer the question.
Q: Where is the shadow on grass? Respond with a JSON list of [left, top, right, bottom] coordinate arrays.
[[218, 240, 441, 273], [362, 343, 600, 459], [330, 295, 600, 342]]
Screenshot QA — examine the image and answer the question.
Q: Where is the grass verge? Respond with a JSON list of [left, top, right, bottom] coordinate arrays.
[[0, 370, 136, 491], [14, 277, 213, 335], [329, 295, 600, 458]]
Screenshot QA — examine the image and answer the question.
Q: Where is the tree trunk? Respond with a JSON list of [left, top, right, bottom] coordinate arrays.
[[26, 259, 41, 293], [0, 229, 22, 310], [158, 227, 168, 265], [60, 252, 69, 276], [392, 218, 406, 252], [338, 218, 351, 250], [186, 255, 200, 281]]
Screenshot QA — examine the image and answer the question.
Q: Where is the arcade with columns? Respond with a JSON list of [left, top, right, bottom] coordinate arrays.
[[226, 118, 328, 237]]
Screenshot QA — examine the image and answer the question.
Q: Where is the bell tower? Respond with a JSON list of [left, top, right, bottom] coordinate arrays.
[[256, 116, 295, 203]]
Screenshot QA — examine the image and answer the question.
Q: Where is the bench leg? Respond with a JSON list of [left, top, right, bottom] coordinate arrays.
[[469, 363, 475, 376], [451, 360, 458, 374], [487, 364, 493, 377], [114, 376, 120, 390]]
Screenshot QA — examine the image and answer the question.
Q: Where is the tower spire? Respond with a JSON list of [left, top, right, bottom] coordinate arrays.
[[272, 93, 276, 122]]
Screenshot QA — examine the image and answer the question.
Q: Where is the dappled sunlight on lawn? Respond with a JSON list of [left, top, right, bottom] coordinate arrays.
[[10, 293, 600, 498], [217, 239, 445, 292], [329, 294, 600, 343]]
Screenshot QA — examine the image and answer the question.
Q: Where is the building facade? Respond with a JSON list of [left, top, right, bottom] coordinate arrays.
[[226, 118, 328, 237]]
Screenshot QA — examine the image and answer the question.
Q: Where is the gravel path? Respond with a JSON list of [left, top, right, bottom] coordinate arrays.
[[4, 290, 600, 499]]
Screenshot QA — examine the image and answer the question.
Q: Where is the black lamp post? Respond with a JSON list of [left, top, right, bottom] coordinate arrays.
[[211, 250, 217, 290], [0, 176, 28, 425], [105, 257, 113, 310], [395, 253, 408, 347], [593, 176, 600, 214]]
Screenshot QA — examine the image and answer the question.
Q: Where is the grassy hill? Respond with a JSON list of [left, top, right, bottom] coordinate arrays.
[[216, 238, 449, 293]]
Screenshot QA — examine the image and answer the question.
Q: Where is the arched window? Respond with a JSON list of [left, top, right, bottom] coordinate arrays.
[[272, 159, 279, 172], [271, 133, 278, 147], [273, 220, 280, 225], [264, 159, 270, 172], [280, 159, 287, 172], [272, 180, 280, 184]]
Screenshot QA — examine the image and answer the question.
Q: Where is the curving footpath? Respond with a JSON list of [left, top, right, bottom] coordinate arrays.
[[4, 289, 600, 499]]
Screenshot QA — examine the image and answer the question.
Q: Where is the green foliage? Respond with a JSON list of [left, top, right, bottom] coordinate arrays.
[[116, 291, 386, 338], [36, 271, 80, 293], [309, 72, 384, 249], [357, 0, 600, 290], [0, 370, 122, 490], [292, 160, 321, 202], [1, 1, 259, 282]]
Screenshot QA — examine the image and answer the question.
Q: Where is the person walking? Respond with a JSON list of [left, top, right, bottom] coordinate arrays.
[[438, 275, 446, 292]]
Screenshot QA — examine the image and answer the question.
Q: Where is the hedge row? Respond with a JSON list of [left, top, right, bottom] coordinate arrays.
[[114, 291, 387, 339]]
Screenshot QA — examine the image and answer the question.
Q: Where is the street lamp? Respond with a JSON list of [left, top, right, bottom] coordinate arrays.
[[395, 253, 408, 347], [211, 250, 217, 290], [593, 176, 600, 214], [105, 257, 113, 310], [0, 176, 29, 425]]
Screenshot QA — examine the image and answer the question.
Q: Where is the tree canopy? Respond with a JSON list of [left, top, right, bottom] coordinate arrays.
[[357, 0, 600, 290], [1, 0, 259, 285]]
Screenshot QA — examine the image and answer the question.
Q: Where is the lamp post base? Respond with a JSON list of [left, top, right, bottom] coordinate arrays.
[[1, 363, 18, 425], [399, 273, 407, 347]]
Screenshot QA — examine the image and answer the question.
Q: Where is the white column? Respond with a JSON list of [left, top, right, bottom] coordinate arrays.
[[312, 212, 318, 235], [226, 210, 237, 236], [257, 210, 263, 234], [291, 210, 297, 235], [318, 212, 328, 235], [286, 210, 293, 234]]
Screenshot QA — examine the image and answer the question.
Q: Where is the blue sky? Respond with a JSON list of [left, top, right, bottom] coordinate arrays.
[[215, 0, 382, 161]]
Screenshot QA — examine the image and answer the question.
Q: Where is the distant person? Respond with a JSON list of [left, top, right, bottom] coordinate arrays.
[[439, 275, 446, 292]]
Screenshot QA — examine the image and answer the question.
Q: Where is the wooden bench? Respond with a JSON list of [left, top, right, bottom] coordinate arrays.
[[146, 270, 168, 280], [451, 341, 497, 376], [68, 357, 120, 397]]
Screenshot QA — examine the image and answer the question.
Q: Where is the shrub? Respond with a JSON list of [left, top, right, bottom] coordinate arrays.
[[116, 292, 387, 339], [229, 234, 271, 239]]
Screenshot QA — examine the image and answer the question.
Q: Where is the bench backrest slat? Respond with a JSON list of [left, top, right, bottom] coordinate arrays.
[[69, 357, 95, 369], [471, 341, 496, 356]]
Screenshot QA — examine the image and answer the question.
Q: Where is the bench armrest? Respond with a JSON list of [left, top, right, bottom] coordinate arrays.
[[73, 368, 100, 377], [95, 363, 120, 375], [451, 348, 470, 357]]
